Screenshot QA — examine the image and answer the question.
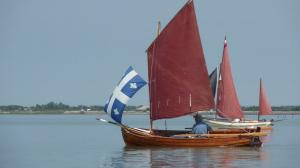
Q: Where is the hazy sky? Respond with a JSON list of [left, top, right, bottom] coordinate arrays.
[[1, 0, 299, 106]]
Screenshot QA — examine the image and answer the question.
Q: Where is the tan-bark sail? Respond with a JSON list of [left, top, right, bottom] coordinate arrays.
[[258, 79, 272, 119], [147, 0, 214, 120], [216, 37, 244, 119]]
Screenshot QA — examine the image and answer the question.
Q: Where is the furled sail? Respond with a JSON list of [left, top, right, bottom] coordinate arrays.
[[258, 79, 272, 116], [147, 0, 214, 120], [209, 67, 218, 98], [217, 38, 244, 119]]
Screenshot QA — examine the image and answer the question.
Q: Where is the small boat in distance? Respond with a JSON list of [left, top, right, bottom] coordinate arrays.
[[204, 38, 272, 129], [101, 0, 265, 147], [258, 78, 273, 120]]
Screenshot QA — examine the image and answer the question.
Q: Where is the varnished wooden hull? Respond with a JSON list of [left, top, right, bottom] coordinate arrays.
[[121, 127, 262, 147]]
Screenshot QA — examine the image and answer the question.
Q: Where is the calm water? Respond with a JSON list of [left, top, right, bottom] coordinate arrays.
[[0, 114, 299, 168]]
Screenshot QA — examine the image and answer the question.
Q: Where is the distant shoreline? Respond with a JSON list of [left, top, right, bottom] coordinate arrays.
[[1, 110, 300, 115], [2, 103, 299, 114]]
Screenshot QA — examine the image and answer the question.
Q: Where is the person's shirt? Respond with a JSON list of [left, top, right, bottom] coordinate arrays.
[[192, 121, 212, 134]]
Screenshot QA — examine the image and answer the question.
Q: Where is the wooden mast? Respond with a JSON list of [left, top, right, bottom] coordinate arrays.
[[258, 78, 261, 121], [214, 36, 224, 119], [150, 21, 161, 133], [214, 65, 220, 119], [157, 21, 161, 37]]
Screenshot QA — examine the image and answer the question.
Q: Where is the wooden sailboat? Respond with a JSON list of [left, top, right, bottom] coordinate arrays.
[[122, 126, 265, 147], [121, 0, 265, 147], [204, 38, 272, 129]]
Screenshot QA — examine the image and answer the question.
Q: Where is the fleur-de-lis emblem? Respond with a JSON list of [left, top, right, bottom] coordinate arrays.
[[114, 108, 120, 115], [130, 83, 137, 89]]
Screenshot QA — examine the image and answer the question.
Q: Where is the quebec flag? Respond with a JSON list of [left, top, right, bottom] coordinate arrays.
[[104, 66, 147, 123]]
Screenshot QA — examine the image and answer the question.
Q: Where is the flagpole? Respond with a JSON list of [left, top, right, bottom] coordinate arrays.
[[150, 21, 161, 133]]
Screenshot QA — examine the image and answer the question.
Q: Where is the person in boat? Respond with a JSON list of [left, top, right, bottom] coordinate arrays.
[[192, 114, 212, 134]]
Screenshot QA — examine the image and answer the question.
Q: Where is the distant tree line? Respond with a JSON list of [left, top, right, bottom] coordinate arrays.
[[0, 102, 139, 112], [0, 102, 300, 112], [242, 106, 300, 111], [0, 102, 102, 112]]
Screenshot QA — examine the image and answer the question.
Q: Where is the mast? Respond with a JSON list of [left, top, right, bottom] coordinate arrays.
[[258, 78, 262, 121], [214, 35, 226, 118], [150, 21, 161, 132], [157, 21, 161, 37], [214, 65, 220, 119]]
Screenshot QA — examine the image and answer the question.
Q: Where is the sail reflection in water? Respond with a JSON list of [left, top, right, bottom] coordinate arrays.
[[101, 146, 268, 168]]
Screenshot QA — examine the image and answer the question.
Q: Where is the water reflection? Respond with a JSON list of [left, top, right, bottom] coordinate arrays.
[[101, 146, 267, 168]]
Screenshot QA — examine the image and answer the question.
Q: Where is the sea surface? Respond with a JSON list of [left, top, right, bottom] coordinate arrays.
[[0, 114, 299, 168]]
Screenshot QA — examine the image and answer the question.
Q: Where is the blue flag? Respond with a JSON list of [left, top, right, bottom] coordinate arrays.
[[104, 66, 147, 123]]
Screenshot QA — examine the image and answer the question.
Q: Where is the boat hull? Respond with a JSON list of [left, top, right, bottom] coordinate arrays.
[[121, 127, 262, 147], [204, 119, 272, 129]]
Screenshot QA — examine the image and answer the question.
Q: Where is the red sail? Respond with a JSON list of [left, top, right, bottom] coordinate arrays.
[[217, 38, 244, 119], [147, 0, 215, 120], [259, 79, 272, 115]]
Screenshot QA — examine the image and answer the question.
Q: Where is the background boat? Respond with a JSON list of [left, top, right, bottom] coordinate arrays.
[[204, 38, 272, 129]]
